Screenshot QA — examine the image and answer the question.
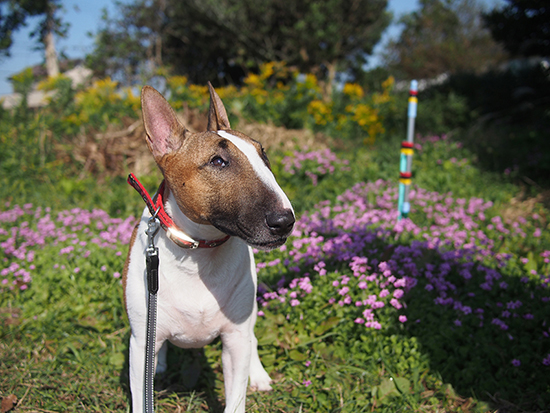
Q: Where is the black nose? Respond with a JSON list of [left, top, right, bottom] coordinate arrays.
[[266, 209, 295, 236]]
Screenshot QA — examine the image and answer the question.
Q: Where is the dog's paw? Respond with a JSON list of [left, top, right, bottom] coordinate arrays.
[[249, 369, 273, 392]]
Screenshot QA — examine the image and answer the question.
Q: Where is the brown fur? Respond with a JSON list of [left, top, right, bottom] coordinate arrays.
[[141, 85, 273, 231]]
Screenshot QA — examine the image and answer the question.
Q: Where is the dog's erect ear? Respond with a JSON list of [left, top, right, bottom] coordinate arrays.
[[141, 85, 186, 161], [207, 82, 231, 131]]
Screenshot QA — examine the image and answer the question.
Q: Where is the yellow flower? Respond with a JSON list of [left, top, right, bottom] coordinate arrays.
[[122, 87, 141, 112], [37, 75, 69, 91], [75, 77, 120, 106], [216, 85, 238, 100], [167, 76, 188, 93], [244, 73, 264, 89], [382, 76, 395, 91], [259, 62, 275, 80], [372, 92, 391, 105], [303, 74, 319, 91], [343, 83, 365, 99], [308, 99, 334, 125], [188, 84, 209, 107]]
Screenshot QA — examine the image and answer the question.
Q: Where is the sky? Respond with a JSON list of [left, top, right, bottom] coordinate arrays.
[[0, 0, 504, 95]]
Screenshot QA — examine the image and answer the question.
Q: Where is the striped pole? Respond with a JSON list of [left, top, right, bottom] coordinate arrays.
[[398, 80, 418, 221]]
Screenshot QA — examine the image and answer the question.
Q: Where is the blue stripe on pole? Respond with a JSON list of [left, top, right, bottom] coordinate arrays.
[[408, 101, 417, 118]]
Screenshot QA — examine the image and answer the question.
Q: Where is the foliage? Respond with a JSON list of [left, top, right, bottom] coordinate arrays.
[[1, 60, 549, 411], [384, 0, 507, 79], [87, 0, 391, 87], [85, 1, 166, 86], [0, 0, 65, 55], [424, 62, 550, 185], [483, 0, 550, 58], [219, 63, 394, 142], [0, 0, 66, 78], [1, 138, 548, 412]]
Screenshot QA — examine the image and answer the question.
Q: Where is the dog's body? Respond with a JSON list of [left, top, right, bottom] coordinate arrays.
[[123, 85, 294, 413]]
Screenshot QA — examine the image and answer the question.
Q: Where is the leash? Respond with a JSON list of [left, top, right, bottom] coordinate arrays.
[[144, 212, 160, 413], [127, 173, 231, 413]]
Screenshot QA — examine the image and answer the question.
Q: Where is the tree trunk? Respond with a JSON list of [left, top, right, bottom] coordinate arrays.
[[323, 60, 337, 101], [44, 5, 59, 78]]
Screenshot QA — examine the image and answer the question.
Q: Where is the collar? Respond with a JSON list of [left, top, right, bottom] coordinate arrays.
[[128, 173, 231, 249]]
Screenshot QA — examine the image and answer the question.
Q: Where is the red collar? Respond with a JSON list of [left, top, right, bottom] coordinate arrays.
[[128, 173, 231, 249]]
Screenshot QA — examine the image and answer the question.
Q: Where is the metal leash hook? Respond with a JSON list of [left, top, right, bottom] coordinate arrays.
[[144, 207, 160, 413], [146, 209, 160, 294]]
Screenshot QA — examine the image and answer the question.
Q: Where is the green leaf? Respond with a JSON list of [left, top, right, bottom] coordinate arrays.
[[289, 349, 308, 361], [314, 316, 340, 335]]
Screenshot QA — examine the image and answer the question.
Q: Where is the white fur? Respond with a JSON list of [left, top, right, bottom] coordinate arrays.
[[127, 197, 273, 413], [217, 130, 293, 211]]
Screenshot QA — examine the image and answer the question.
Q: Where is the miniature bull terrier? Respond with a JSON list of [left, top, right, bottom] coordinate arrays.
[[123, 84, 295, 413]]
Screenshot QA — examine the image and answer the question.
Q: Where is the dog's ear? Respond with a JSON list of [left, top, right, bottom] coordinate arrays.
[[141, 85, 186, 161], [207, 82, 231, 131]]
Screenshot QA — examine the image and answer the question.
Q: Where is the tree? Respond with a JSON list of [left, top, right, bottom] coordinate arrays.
[[484, 0, 550, 58], [86, 0, 167, 86], [0, 0, 67, 77], [383, 0, 506, 79], [87, 0, 391, 90]]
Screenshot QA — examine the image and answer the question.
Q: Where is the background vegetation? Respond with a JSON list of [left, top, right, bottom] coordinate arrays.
[[1, 0, 549, 412]]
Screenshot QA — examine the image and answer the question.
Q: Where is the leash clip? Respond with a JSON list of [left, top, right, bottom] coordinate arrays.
[[145, 211, 160, 296], [146, 207, 161, 256]]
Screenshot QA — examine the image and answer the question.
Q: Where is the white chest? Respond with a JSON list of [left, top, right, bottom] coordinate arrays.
[[126, 220, 258, 348]]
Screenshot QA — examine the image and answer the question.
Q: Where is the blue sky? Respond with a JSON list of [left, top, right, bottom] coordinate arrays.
[[0, 0, 504, 95]]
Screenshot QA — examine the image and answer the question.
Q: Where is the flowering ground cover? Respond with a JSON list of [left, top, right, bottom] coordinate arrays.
[[1, 144, 549, 412]]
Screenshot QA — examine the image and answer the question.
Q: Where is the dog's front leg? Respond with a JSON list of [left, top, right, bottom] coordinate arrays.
[[129, 332, 166, 413], [129, 333, 146, 413], [221, 329, 252, 413]]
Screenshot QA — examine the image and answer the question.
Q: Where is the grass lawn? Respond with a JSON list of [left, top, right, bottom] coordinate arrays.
[[1, 131, 549, 412]]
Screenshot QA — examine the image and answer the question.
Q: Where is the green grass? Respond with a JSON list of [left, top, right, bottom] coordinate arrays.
[[1, 107, 548, 412]]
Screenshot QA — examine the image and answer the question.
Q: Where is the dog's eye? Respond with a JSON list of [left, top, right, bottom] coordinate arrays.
[[210, 156, 228, 167]]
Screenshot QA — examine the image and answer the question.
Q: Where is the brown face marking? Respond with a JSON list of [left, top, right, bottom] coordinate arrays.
[[161, 130, 274, 226], [141, 84, 294, 248]]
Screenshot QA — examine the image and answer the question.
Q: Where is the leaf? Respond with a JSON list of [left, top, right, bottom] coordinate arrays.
[[377, 377, 398, 399], [393, 377, 411, 395], [257, 328, 279, 346], [1, 394, 17, 413], [109, 352, 125, 368], [314, 316, 340, 335], [289, 349, 308, 361]]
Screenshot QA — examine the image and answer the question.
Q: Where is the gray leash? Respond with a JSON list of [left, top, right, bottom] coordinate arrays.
[[144, 214, 160, 413]]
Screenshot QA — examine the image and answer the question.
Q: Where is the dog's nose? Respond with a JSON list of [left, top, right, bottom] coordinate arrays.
[[266, 209, 295, 236]]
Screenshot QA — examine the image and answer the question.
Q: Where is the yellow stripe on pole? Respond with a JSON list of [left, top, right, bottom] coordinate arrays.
[[400, 148, 414, 156], [399, 178, 412, 185], [408, 96, 418, 104]]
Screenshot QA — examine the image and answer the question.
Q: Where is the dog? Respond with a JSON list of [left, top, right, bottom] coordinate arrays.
[[123, 84, 295, 413]]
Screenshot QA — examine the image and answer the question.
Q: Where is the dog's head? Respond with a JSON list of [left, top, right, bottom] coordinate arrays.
[[140, 84, 295, 250]]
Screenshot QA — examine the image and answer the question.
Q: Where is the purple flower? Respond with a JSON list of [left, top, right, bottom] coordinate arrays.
[[511, 359, 521, 367]]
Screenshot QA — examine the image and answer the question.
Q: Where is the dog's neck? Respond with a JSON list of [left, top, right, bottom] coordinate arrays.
[[163, 188, 228, 242]]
